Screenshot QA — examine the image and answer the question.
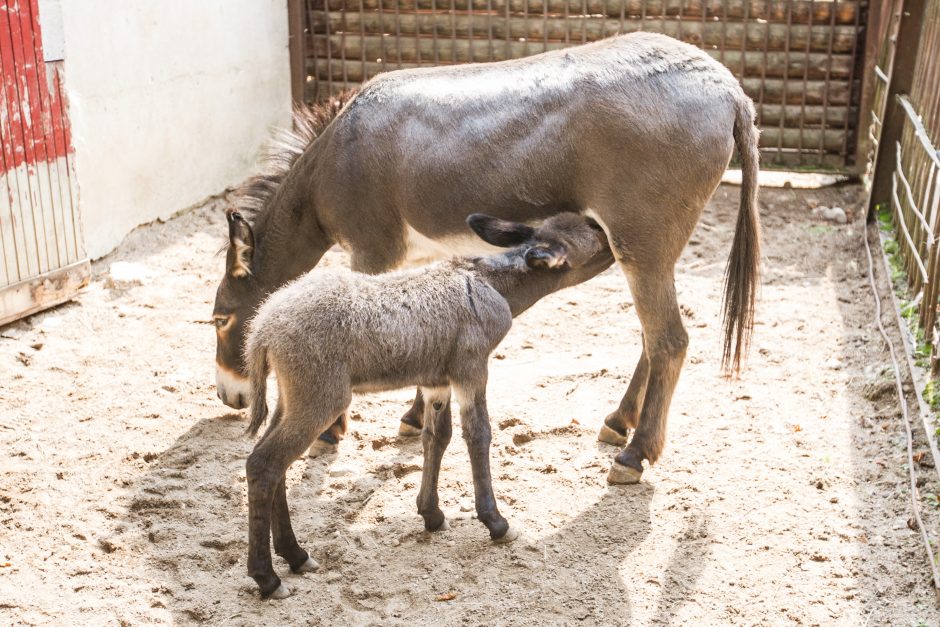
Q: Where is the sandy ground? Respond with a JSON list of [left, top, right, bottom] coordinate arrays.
[[2, 182, 940, 626]]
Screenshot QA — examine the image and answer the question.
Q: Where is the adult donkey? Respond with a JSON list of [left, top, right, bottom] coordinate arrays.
[[213, 32, 760, 484]]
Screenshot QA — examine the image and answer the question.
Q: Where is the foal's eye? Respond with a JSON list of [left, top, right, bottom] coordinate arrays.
[[214, 316, 230, 330]]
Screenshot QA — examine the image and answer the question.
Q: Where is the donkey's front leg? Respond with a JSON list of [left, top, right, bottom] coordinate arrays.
[[399, 388, 425, 437], [308, 414, 348, 457], [453, 382, 517, 543], [416, 387, 452, 531]]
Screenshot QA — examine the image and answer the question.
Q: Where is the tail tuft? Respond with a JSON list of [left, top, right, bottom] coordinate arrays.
[[721, 96, 762, 375], [246, 341, 270, 437]]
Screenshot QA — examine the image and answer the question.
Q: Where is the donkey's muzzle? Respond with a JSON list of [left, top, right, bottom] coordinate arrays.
[[216, 365, 251, 409]]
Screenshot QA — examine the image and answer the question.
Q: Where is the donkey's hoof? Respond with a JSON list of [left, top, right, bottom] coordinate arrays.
[[307, 439, 338, 458], [296, 557, 319, 573], [269, 584, 291, 600], [493, 526, 520, 544], [398, 421, 422, 437], [597, 423, 629, 447], [607, 460, 643, 485]]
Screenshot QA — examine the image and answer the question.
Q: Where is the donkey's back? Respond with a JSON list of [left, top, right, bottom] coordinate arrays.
[[316, 32, 744, 255]]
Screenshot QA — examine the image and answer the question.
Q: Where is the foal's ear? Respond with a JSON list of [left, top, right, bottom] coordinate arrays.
[[226, 210, 254, 278], [467, 214, 536, 248], [524, 244, 568, 269]]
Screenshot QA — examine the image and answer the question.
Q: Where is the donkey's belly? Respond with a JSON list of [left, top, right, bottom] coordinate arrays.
[[401, 225, 499, 266]]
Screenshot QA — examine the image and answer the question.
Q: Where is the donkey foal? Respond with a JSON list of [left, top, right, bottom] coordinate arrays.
[[242, 212, 613, 599]]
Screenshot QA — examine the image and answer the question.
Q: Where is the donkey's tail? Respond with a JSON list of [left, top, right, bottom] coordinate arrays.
[[246, 340, 271, 437], [721, 95, 762, 375]]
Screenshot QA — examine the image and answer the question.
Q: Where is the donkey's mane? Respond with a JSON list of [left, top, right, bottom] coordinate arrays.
[[232, 89, 359, 223]]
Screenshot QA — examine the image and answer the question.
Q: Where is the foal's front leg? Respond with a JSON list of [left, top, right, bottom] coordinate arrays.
[[453, 382, 517, 543]]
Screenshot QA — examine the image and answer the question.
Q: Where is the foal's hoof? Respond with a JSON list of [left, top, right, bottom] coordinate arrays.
[[597, 423, 629, 447], [295, 556, 319, 573], [493, 526, 520, 544], [269, 584, 291, 600], [307, 439, 338, 458], [607, 460, 643, 485], [398, 421, 422, 437]]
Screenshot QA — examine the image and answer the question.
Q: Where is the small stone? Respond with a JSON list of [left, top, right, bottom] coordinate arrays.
[[391, 538, 400, 547], [813, 206, 848, 224], [447, 541, 456, 547], [325, 571, 342, 583], [825, 358, 843, 370], [329, 465, 356, 477], [459, 501, 473, 513]]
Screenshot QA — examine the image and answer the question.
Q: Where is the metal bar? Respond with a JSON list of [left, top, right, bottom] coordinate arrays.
[[288, 0, 306, 102]]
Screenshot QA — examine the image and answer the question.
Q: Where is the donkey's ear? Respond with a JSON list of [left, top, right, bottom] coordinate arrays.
[[467, 214, 536, 248], [226, 210, 254, 278], [524, 244, 568, 269]]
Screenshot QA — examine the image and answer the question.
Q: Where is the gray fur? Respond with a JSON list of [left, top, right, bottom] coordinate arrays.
[[241, 213, 613, 599], [213, 32, 761, 497]]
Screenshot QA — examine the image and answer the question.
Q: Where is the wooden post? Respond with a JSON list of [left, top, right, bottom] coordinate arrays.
[[854, 0, 885, 174], [868, 0, 927, 216], [288, 0, 305, 103]]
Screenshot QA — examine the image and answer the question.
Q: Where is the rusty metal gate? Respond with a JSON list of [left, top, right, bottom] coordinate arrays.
[[0, 0, 87, 326], [291, 0, 870, 171]]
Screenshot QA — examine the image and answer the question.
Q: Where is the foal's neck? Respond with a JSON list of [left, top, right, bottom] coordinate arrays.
[[471, 256, 562, 318]]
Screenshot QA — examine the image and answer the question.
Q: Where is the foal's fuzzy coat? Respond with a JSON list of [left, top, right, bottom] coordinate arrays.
[[242, 212, 613, 599]]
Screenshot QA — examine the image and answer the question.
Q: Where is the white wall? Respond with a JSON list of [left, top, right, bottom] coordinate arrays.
[[58, 1, 291, 259]]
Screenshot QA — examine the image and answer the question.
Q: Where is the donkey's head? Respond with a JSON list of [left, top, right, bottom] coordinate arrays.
[[213, 210, 264, 408], [467, 212, 614, 314]]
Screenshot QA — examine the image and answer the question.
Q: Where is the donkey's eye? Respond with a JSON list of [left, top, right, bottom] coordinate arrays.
[[214, 316, 231, 330]]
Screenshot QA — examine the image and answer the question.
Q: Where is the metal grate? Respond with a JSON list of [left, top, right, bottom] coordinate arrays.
[[294, 0, 870, 172]]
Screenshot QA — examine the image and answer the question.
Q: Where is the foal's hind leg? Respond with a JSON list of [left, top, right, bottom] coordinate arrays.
[[271, 476, 318, 573], [416, 387, 452, 531], [598, 339, 649, 447], [608, 269, 688, 484], [246, 406, 342, 599]]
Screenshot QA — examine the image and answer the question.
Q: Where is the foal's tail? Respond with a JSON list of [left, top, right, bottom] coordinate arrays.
[[246, 339, 271, 437], [721, 95, 762, 375]]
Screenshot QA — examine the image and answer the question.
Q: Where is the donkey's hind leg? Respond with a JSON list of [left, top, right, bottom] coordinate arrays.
[[416, 387, 452, 531], [608, 268, 688, 484], [598, 340, 649, 447]]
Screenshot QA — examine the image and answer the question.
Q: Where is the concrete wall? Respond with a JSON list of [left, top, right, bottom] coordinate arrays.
[[56, 1, 291, 259]]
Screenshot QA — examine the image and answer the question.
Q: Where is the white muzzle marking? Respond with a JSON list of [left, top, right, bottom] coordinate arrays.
[[216, 366, 252, 409]]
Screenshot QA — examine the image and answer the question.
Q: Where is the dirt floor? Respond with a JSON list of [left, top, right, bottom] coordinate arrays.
[[3, 182, 940, 625]]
